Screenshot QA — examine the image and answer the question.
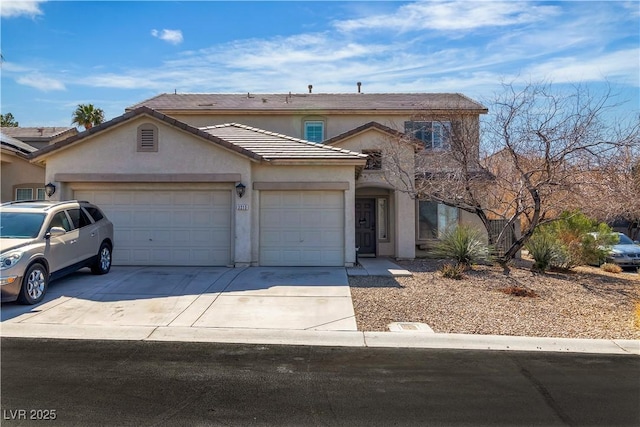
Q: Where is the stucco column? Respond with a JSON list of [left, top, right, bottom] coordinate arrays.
[[395, 190, 416, 260], [344, 186, 356, 267], [234, 180, 252, 267]]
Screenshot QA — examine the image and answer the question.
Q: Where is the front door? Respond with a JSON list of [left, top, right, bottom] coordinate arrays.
[[355, 198, 376, 255]]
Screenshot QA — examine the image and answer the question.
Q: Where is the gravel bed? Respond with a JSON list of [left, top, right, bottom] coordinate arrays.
[[349, 259, 640, 339]]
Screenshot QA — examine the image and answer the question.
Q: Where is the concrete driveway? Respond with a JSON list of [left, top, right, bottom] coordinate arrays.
[[1, 266, 357, 333]]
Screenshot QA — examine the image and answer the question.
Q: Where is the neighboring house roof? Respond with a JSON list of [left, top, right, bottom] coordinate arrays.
[[2, 126, 78, 143], [127, 93, 488, 114], [30, 107, 366, 165], [200, 123, 368, 162], [1, 131, 38, 156], [323, 121, 405, 146]]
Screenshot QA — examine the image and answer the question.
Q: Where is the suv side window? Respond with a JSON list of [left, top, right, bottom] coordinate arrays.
[[49, 212, 73, 232], [84, 206, 104, 222], [67, 208, 92, 229]]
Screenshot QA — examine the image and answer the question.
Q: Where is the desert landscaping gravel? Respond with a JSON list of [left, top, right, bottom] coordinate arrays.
[[349, 259, 640, 339]]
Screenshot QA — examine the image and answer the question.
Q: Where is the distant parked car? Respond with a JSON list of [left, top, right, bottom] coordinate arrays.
[[590, 232, 640, 268], [0, 200, 114, 304]]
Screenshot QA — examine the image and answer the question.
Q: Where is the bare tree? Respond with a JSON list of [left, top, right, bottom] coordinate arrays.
[[485, 82, 639, 261], [384, 81, 640, 266], [579, 143, 640, 239]]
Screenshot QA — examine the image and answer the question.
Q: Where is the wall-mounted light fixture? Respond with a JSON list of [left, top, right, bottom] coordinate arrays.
[[44, 182, 56, 197], [235, 182, 246, 198]]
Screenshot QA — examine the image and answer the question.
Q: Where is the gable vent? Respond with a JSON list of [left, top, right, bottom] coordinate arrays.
[[137, 123, 158, 152], [140, 129, 155, 148]]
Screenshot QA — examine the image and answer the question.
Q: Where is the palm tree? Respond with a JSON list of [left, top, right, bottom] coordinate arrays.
[[72, 104, 105, 130]]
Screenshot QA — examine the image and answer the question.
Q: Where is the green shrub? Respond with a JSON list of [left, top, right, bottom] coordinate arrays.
[[439, 263, 465, 279], [532, 211, 615, 269], [525, 231, 560, 273], [434, 225, 490, 267], [600, 263, 622, 274]]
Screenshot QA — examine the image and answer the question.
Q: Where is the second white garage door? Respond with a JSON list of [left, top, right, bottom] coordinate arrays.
[[260, 190, 344, 266], [74, 189, 232, 266]]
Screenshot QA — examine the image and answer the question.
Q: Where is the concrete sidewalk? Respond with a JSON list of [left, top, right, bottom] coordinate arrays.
[[2, 322, 638, 355], [1, 263, 638, 355], [347, 257, 412, 277]]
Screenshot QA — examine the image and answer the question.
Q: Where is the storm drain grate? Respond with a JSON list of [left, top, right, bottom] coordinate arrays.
[[387, 322, 434, 333]]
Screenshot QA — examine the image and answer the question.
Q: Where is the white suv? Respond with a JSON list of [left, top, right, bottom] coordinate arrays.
[[0, 200, 114, 304]]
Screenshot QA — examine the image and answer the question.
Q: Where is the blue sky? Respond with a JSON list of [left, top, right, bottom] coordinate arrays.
[[1, 0, 638, 127]]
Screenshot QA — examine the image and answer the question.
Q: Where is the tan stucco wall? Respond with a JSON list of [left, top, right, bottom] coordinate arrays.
[[42, 116, 251, 180], [1, 151, 45, 202]]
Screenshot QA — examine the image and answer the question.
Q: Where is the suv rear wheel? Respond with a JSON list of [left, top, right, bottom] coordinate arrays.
[[18, 262, 48, 305], [91, 242, 112, 275]]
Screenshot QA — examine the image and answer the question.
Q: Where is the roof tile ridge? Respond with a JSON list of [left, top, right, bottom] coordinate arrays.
[[199, 123, 233, 130]]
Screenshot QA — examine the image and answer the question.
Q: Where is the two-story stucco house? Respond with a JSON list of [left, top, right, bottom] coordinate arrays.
[[30, 91, 488, 268]]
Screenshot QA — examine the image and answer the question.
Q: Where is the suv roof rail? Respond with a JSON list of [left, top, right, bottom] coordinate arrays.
[[1, 200, 50, 206], [1, 199, 92, 208]]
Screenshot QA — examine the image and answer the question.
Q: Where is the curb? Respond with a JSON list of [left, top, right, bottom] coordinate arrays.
[[1, 323, 638, 355]]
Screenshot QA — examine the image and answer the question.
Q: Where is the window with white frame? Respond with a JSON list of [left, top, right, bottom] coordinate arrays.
[[304, 121, 324, 143], [16, 188, 33, 201], [377, 198, 389, 241], [405, 121, 452, 149], [36, 188, 46, 200], [418, 201, 458, 240]]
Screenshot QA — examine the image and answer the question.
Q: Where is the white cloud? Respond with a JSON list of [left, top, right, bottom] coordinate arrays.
[[52, 2, 638, 100], [151, 29, 183, 45], [334, 1, 559, 33], [0, 0, 46, 18], [16, 73, 65, 91], [524, 48, 640, 87]]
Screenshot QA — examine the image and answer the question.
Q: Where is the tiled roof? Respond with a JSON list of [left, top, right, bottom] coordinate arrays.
[[128, 93, 488, 113], [1, 126, 77, 141], [31, 107, 366, 165], [1, 131, 38, 154], [200, 124, 368, 161]]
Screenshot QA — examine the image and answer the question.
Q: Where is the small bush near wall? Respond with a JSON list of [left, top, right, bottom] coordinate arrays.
[[439, 263, 465, 279], [600, 263, 622, 274]]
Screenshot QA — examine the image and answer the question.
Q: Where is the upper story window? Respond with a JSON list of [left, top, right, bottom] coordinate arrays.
[[362, 150, 382, 170], [405, 121, 451, 150], [304, 121, 324, 143], [137, 123, 158, 152]]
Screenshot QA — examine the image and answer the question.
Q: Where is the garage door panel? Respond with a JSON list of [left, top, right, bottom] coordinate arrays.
[[260, 190, 344, 266], [74, 189, 231, 266]]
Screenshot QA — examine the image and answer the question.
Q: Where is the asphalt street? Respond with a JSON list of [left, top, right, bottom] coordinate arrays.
[[1, 338, 638, 426]]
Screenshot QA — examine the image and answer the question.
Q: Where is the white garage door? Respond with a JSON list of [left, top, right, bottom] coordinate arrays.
[[260, 190, 344, 266], [74, 189, 232, 266]]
